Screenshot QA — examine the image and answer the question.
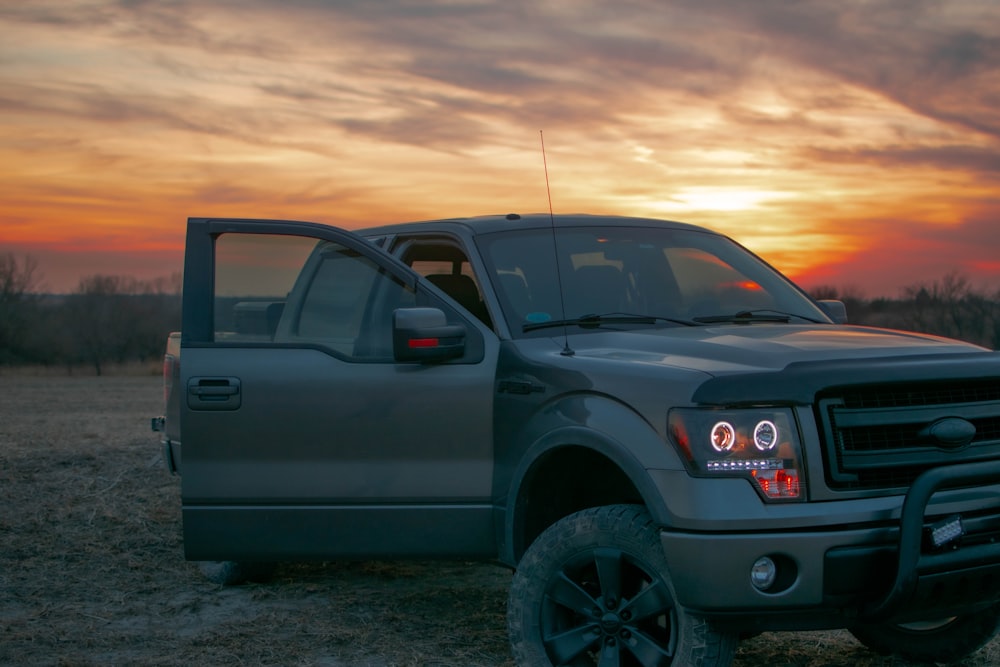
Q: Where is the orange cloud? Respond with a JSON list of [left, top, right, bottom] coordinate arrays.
[[0, 1, 998, 294]]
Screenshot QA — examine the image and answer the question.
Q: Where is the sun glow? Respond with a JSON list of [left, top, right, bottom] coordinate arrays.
[[1, 2, 998, 294], [654, 188, 794, 213]]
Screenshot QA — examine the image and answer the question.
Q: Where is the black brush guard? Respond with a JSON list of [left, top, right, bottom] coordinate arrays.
[[864, 459, 1000, 621]]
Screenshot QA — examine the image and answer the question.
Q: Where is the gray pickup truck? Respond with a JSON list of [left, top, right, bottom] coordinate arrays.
[[154, 213, 1000, 666]]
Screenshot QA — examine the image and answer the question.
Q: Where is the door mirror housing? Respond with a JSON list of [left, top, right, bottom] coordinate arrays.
[[393, 308, 466, 362], [817, 299, 848, 324]]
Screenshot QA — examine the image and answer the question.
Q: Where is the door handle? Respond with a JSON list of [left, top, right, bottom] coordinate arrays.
[[191, 384, 239, 397], [188, 377, 241, 410]]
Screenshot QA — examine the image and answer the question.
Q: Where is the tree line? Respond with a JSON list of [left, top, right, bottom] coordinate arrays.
[[0, 254, 181, 375], [1, 253, 998, 375], [810, 272, 1000, 351]]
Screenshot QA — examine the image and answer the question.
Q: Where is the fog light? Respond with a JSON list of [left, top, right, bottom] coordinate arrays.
[[750, 556, 777, 591]]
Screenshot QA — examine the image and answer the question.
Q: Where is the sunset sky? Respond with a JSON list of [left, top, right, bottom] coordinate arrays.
[[2, 0, 999, 295]]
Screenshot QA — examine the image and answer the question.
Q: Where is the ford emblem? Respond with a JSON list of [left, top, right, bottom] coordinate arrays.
[[919, 417, 977, 449]]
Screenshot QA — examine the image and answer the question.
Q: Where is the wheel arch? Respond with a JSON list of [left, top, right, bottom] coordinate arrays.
[[502, 421, 674, 565]]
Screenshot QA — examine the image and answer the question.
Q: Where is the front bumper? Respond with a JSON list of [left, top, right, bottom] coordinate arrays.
[[657, 461, 1000, 631]]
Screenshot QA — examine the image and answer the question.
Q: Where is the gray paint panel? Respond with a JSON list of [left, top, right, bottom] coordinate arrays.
[[182, 346, 495, 504], [184, 505, 497, 560]]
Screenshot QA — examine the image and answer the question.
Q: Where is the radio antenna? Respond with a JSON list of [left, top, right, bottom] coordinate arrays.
[[540, 130, 574, 356]]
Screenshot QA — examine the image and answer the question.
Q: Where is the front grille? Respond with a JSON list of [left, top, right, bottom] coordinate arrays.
[[818, 379, 1000, 491], [838, 381, 1000, 409]]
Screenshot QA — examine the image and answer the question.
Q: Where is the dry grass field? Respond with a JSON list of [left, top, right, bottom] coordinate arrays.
[[1, 375, 997, 666]]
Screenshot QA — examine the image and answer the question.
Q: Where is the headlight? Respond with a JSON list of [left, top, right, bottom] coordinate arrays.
[[668, 408, 805, 502]]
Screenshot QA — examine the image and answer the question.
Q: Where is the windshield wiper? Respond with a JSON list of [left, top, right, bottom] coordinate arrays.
[[523, 313, 698, 333], [692, 309, 819, 324]]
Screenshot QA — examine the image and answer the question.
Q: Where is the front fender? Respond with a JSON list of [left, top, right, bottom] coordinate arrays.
[[499, 392, 684, 564]]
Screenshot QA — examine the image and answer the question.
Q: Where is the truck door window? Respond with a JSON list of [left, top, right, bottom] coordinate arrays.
[[214, 233, 316, 341], [213, 233, 415, 360]]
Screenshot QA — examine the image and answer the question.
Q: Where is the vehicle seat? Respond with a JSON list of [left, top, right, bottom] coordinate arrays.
[[426, 274, 491, 327]]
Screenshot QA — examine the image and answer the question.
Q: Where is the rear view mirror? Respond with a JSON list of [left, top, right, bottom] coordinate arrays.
[[393, 307, 466, 362]]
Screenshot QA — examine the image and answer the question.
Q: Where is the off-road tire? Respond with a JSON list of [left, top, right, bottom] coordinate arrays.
[[198, 561, 277, 585], [850, 604, 1000, 663], [508, 504, 737, 666]]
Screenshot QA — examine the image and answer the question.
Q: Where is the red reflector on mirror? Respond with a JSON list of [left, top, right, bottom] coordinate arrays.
[[408, 338, 439, 348]]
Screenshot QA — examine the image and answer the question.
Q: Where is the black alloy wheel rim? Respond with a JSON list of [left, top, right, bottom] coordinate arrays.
[[540, 547, 676, 666]]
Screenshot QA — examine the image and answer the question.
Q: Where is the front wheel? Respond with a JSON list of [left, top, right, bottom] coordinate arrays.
[[508, 504, 737, 666], [849, 604, 1000, 663]]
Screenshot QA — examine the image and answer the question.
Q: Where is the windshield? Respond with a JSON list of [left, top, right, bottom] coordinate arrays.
[[476, 225, 829, 336]]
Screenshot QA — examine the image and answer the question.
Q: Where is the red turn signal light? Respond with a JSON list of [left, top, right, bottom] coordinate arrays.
[[751, 468, 800, 499]]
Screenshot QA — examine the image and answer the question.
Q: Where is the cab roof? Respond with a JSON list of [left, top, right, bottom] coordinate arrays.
[[360, 213, 715, 238]]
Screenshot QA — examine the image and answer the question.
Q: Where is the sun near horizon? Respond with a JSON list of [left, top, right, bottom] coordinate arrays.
[[2, 2, 998, 297]]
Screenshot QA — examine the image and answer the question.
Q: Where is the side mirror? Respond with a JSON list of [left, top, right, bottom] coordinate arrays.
[[393, 307, 466, 363], [817, 299, 848, 324]]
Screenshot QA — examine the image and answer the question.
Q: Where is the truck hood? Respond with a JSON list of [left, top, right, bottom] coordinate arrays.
[[563, 323, 987, 376]]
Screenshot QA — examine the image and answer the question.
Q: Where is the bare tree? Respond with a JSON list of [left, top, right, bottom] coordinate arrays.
[[808, 285, 840, 300], [809, 275, 999, 350], [65, 273, 182, 374], [808, 284, 868, 324], [67, 275, 135, 375], [902, 272, 998, 348], [0, 254, 42, 365]]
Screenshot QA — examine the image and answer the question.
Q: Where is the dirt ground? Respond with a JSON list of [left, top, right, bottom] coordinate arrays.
[[1, 375, 997, 666]]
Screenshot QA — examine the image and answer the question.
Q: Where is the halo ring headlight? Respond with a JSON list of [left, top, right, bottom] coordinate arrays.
[[754, 420, 778, 451], [710, 421, 736, 452], [667, 408, 804, 501]]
